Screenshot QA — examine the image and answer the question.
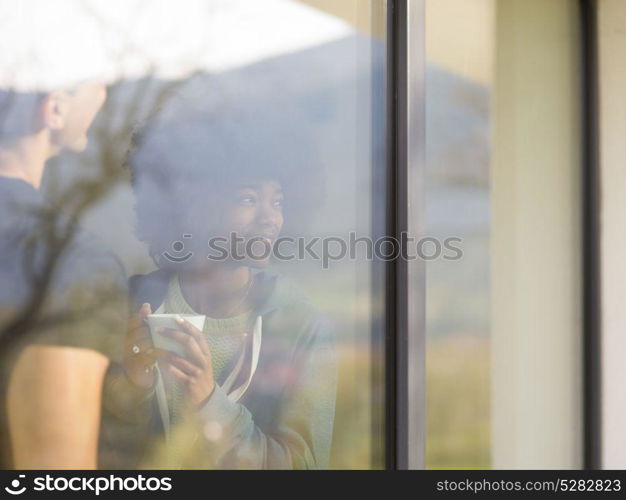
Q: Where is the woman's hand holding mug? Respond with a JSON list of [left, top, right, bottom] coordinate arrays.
[[157, 317, 216, 409]]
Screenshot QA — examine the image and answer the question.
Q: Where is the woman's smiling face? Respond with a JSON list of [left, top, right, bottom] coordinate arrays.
[[212, 178, 284, 268]]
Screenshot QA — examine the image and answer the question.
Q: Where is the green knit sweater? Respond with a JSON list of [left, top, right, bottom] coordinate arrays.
[[163, 273, 249, 427]]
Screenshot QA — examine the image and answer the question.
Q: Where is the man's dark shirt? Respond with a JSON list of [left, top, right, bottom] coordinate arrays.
[[0, 176, 128, 468]]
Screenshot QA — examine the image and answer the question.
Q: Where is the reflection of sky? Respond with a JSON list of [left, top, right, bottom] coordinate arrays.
[[0, 0, 353, 91]]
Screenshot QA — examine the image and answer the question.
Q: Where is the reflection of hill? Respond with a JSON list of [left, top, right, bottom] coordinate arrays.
[[426, 63, 490, 186], [425, 64, 490, 340], [44, 34, 386, 273], [44, 45, 491, 272], [42, 36, 492, 343]]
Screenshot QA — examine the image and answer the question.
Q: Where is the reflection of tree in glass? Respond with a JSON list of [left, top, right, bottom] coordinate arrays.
[[0, 1, 192, 469]]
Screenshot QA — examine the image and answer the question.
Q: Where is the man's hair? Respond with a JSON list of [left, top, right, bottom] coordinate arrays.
[[126, 82, 324, 269], [0, 91, 46, 146]]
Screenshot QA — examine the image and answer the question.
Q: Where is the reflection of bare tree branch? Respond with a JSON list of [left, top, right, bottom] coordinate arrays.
[[0, 92, 15, 142], [0, 0, 203, 363], [20, 288, 122, 336]]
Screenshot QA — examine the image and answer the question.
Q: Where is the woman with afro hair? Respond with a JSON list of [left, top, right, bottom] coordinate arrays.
[[99, 83, 336, 470]]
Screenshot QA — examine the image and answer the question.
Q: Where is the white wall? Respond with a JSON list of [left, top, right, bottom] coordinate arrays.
[[598, 0, 626, 470], [491, 0, 583, 469]]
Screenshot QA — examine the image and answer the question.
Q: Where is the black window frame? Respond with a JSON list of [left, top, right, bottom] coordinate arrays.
[[386, 0, 425, 470]]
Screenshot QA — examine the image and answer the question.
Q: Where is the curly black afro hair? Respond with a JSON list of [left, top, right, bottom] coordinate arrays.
[[126, 78, 325, 269]]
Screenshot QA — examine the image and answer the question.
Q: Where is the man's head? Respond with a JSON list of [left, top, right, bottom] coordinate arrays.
[[43, 82, 107, 153], [0, 81, 106, 154]]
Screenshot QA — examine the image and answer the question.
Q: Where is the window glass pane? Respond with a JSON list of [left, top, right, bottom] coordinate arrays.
[[425, 0, 494, 469], [0, 0, 387, 469], [425, 0, 582, 469]]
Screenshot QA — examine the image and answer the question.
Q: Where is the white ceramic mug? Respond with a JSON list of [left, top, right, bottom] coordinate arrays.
[[145, 314, 206, 358]]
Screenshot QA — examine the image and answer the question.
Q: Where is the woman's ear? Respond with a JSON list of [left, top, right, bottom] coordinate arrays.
[[41, 91, 70, 130]]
